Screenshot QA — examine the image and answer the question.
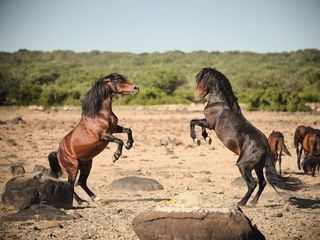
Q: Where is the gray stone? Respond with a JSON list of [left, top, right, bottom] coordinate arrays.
[[109, 176, 164, 191], [33, 164, 51, 175], [132, 191, 265, 240], [10, 164, 25, 176], [2, 173, 73, 209]]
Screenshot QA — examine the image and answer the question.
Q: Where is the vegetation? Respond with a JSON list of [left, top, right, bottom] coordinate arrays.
[[0, 49, 319, 111]]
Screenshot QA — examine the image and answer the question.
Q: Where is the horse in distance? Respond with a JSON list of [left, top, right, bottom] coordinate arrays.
[[268, 131, 291, 175]]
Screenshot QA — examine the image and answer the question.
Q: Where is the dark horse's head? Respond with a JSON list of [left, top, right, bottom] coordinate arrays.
[[195, 67, 241, 114], [82, 73, 139, 117]]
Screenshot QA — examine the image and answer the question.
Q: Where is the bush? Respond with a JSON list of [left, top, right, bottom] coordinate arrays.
[[247, 88, 310, 112]]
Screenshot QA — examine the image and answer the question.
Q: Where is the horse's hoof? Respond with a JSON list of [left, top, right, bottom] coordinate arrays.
[[125, 142, 133, 150], [193, 138, 201, 146], [92, 196, 101, 202], [205, 137, 212, 145], [112, 154, 120, 163], [237, 201, 246, 208]]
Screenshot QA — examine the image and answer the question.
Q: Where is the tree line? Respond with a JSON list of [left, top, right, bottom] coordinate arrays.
[[0, 49, 319, 111]]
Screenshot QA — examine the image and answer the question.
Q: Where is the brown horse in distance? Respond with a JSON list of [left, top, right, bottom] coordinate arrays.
[[294, 125, 313, 170], [301, 129, 320, 176], [190, 67, 301, 206], [268, 131, 291, 175], [48, 73, 139, 205]]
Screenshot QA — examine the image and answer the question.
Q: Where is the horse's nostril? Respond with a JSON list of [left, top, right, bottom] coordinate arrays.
[[134, 86, 139, 90]]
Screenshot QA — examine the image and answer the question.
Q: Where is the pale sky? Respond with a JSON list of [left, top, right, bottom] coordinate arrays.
[[0, 0, 319, 53]]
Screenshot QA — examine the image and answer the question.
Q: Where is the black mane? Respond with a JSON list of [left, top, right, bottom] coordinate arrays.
[[81, 73, 127, 117], [196, 67, 241, 114]]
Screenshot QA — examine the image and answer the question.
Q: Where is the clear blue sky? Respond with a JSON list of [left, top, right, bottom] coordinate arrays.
[[0, 0, 319, 53]]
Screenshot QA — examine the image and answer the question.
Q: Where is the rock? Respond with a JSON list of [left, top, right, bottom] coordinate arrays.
[[10, 164, 25, 176], [6, 139, 17, 146], [109, 176, 164, 191], [72, 212, 83, 219], [33, 164, 51, 175], [155, 137, 183, 147], [28, 105, 46, 111], [132, 190, 265, 240], [9, 117, 26, 125], [3, 204, 74, 221], [2, 173, 73, 209], [0, 120, 7, 124]]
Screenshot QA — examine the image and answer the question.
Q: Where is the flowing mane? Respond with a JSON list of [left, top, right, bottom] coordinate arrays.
[[81, 73, 127, 117], [196, 67, 241, 114]]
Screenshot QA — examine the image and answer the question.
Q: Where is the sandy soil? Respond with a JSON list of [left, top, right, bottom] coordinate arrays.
[[0, 105, 320, 240]]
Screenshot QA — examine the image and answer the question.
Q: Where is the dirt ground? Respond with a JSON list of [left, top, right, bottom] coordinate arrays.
[[0, 105, 320, 240]]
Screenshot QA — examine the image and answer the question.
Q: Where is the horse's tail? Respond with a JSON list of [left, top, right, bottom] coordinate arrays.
[[278, 137, 291, 156], [265, 152, 302, 191], [48, 151, 62, 178], [316, 134, 320, 153], [293, 129, 301, 148]]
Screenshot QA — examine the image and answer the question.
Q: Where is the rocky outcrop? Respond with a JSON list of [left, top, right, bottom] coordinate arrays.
[[132, 191, 265, 240]]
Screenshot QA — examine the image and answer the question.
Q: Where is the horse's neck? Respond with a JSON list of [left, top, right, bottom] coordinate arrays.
[[99, 98, 116, 119], [208, 92, 225, 106]]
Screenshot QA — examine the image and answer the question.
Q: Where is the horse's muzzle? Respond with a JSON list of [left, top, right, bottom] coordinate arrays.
[[131, 86, 139, 96]]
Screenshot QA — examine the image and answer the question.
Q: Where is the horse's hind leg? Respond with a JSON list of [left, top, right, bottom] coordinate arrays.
[[278, 149, 282, 175], [297, 147, 303, 170], [78, 160, 98, 201], [237, 156, 257, 207], [250, 163, 266, 205], [67, 167, 88, 205]]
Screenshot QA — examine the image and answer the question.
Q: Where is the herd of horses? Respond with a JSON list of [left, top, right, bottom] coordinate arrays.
[[48, 68, 319, 207]]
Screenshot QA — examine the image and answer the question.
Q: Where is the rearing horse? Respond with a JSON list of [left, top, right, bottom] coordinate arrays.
[[49, 73, 139, 205], [190, 67, 301, 206]]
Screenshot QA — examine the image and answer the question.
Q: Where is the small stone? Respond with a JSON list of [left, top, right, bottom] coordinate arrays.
[[81, 233, 90, 240], [33, 226, 41, 231], [10, 164, 25, 176], [72, 212, 83, 219], [276, 212, 283, 218]]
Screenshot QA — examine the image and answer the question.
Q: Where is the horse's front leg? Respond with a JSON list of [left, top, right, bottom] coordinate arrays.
[[113, 125, 134, 150], [101, 133, 124, 163], [190, 118, 211, 145]]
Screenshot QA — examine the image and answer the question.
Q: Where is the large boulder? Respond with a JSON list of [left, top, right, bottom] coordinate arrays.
[[2, 173, 73, 209], [109, 176, 164, 191], [132, 191, 265, 240]]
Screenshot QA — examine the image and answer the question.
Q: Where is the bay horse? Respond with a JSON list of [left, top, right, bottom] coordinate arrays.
[[301, 128, 320, 176], [294, 125, 313, 170], [268, 131, 291, 175], [190, 67, 302, 206], [48, 73, 139, 205]]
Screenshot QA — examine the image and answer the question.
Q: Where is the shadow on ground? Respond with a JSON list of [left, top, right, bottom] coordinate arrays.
[[289, 197, 320, 208]]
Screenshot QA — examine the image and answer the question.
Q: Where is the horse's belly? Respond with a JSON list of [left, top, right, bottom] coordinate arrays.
[[77, 141, 109, 160]]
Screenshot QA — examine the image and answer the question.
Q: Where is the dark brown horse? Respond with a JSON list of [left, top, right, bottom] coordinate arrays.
[[268, 131, 291, 175], [48, 73, 139, 205], [294, 125, 313, 169], [301, 129, 320, 176], [190, 67, 301, 206]]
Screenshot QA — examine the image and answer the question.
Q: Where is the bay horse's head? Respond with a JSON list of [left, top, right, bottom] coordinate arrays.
[[82, 73, 139, 117], [195, 67, 241, 114], [101, 73, 139, 96]]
